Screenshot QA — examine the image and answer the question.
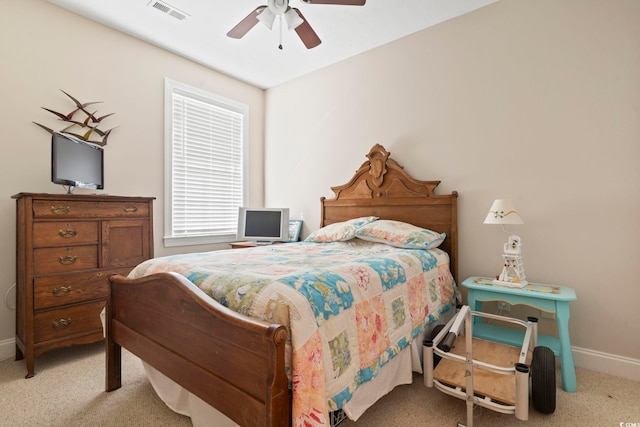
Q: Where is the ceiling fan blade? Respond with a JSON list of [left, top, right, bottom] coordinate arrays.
[[300, 0, 366, 5], [227, 6, 266, 39], [292, 8, 321, 49]]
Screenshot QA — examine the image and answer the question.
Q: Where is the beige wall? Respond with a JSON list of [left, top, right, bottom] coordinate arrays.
[[2, 0, 638, 373], [0, 0, 265, 354], [265, 0, 640, 363]]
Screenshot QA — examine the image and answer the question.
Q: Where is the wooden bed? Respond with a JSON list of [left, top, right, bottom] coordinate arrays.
[[105, 144, 458, 427]]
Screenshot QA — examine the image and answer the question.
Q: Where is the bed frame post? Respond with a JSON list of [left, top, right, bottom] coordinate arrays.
[[105, 298, 122, 392]]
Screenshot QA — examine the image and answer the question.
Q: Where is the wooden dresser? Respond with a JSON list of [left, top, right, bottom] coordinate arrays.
[[13, 193, 154, 378]]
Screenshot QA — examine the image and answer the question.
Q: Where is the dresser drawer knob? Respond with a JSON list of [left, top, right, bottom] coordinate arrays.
[[58, 229, 78, 238], [58, 255, 77, 265], [52, 286, 72, 296], [52, 318, 72, 329], [123, 205, 138, 213], [51, 205, 70, 215]]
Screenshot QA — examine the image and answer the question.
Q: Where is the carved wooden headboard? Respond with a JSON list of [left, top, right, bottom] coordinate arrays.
[[320, 144, 459, 282]]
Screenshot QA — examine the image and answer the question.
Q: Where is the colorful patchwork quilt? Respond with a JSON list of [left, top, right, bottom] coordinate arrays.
[[129, 239, 458, 426]]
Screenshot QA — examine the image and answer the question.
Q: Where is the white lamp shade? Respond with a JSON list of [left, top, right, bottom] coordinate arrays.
[[484, 199, 524, 225]]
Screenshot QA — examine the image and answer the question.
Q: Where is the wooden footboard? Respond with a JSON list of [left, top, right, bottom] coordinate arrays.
[[105, 272, 290, 427]]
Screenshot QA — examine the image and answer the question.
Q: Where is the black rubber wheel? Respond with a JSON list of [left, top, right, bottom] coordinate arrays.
[[531, 346, 556, 414]]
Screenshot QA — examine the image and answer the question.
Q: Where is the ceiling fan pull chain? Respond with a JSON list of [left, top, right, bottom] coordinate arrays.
[[278, 15, 283, 50]]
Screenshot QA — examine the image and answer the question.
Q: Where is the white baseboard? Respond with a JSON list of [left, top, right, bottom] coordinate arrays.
[[572, 345, 640, 382], [0, 337, 16, 362]]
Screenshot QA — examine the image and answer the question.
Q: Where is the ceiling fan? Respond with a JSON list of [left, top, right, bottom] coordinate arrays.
[[227, 0, 366, 50]]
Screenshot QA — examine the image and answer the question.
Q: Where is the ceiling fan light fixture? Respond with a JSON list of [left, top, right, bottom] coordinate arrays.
[[257, 7, 276, 29], [284, 8, 303, 30], [229, 0, 365, 49]]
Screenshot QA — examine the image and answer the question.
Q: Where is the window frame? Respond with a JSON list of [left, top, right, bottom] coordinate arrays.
[[163, 78, 249, 247]]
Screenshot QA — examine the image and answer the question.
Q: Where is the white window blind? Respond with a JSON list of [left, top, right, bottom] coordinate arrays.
[[164, 79, 248, 247]]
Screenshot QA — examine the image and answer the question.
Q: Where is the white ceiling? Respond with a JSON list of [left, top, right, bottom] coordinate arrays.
[[47, 0, 497, 89]]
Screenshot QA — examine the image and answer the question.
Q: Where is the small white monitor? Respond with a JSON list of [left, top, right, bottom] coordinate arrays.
[[237, 207, 290, 243]]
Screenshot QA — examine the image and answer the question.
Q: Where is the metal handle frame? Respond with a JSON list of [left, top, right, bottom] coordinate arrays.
[[424, 305, 538, 426]]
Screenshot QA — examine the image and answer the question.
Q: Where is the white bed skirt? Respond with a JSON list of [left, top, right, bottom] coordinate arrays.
[[141, 315, 450, 426]]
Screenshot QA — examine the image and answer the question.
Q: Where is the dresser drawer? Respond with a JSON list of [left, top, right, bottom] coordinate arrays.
[[33, 221, 99, 247], [33, 245, 98, 275], [33, 268, 132, 310], [33, 200, 150, 219], [34, 301, 105, 343]]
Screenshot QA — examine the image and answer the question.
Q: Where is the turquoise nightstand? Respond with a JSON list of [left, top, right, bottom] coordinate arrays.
[[462, 276, 578, 392]]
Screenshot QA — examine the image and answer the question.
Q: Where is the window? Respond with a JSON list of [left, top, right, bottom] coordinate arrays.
[[164, 79, 248, 247]]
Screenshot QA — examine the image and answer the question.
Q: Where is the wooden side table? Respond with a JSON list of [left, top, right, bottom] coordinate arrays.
[[462, 276, 578, 392], [229, 241, 259, 249], [229, 241, 285, 249]]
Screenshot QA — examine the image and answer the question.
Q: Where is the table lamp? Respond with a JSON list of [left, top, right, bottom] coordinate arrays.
[[484, 199, 528, 288]]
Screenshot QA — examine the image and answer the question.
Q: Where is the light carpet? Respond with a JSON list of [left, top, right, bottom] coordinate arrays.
[[1, 343, 638, 426]]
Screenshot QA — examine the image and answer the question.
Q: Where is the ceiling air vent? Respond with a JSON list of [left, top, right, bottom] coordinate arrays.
[[148, 0, 188, 21]]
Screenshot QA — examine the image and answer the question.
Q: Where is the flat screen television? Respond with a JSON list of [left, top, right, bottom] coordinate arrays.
[[51, 132, 104, 194], [237, 207, 290, 244]]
